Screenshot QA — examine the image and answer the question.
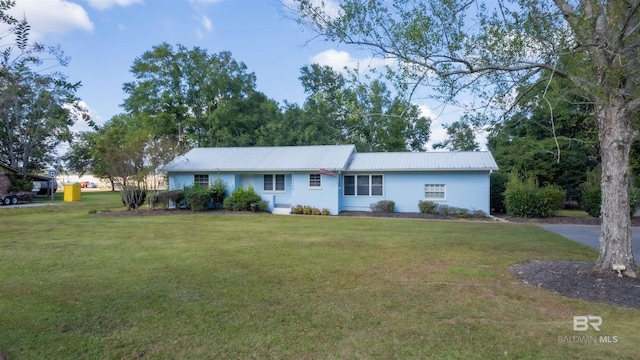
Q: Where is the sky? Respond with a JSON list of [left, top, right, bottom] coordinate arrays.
[[9, 0, 472, 149]]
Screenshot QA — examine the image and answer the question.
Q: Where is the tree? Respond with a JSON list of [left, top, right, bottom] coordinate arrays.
[[433, 119, 480, 151], [487, 74, 600, 202], [0, 1, 90, 173], [122, 43, 274, 147], [77, 114, 180, 209], [344, 76, 431, 152], [297, 64, 431, 151], [289, 0, 640, 276]]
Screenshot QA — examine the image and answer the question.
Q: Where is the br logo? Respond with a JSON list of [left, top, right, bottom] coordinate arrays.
[[573, 315, 602, 331]]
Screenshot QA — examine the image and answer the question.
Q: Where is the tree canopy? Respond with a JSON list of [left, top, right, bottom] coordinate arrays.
[[0, 0, 91, 173]]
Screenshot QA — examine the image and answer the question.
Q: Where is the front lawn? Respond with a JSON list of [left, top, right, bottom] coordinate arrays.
[[1, 192, 638, 359]]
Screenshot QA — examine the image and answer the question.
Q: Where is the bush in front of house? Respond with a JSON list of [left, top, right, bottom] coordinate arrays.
[[291, 204, 329, 215], [149, 190, 185, 210], [418, 200, 487, 218], [223, 186, 268, 212], [371, 200, 395, 213], [149, 191, 168, 210], [184, 184, 211, 211], [418, 200, 438, 214], [210, 178, 227, 207]]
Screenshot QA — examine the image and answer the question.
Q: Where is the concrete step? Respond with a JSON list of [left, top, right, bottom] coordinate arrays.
[[272, 207, 291, 215]]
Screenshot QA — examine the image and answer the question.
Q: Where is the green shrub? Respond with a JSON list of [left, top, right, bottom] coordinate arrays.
[[210, 178, 227, 207], [121, 189, 146, 210], [418, 200, 438, 214], [223, 186, 266, 211], [418, 200, 485, 218], [490, 171, 508, 214], [292, 204, 328, 215], [582, 187, 601, 217], [184, 184, 211, 211], [8, 175, 34, 192], [150, 190, 187, 210], [371, 200, 395, 213], [504, 172, 565, 218], [167, 190, 186, 208], [149, 191, 180, 210]]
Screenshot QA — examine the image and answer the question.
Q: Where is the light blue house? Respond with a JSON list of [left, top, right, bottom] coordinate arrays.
[[162, 145, 499, 215]]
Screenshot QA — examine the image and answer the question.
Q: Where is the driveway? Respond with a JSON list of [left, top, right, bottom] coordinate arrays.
[[539, 224, 640, 265]]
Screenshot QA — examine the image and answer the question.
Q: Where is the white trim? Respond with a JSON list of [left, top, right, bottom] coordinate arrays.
[[308, 173, 322, 189], [424, 184, 446, 201], [343, 174, 384, 196]]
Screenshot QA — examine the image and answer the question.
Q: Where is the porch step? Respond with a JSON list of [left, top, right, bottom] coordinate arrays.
[[272, 207, 291, 215]]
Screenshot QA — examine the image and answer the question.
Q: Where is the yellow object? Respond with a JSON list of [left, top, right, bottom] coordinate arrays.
[[63, 183, 82, 202]]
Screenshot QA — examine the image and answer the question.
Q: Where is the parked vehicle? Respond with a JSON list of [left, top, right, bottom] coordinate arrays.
[[0, 191, 35, 205], [32, 179, 57, 195]]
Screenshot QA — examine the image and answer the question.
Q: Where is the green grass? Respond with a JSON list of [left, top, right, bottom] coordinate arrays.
[[1, 192, 639, 359], [556, 209, 591, 218]]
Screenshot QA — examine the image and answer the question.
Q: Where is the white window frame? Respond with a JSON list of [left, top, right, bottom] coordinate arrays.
[[309, 174, 322, 189], [425, 184, 446, 201], [194, 174, 209, 187], [344, 175, 383, 196], [264, 174, 285, 192]]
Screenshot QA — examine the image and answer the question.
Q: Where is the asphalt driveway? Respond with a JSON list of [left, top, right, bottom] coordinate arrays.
[[539, 224, 640, 265]]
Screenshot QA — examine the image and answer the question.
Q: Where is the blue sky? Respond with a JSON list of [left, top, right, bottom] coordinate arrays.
[[10, 0, 469, 147]]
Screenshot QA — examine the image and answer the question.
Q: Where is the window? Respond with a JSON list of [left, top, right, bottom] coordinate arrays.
[[344, 175, 383, 196], [425, 184, 446, 200], [309, 174, 321, 188], [264, 174, 285, 192], [357, 175, 370, 195], [371, 175, 383, 195], [344, 175, 355, 196], [194, 174, 209, 187]]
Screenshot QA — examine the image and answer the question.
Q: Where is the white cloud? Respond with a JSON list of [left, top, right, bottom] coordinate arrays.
[[201, 15, 213, 32], [192, 14, 213, 39], [86, 0, 144, 10], [66, 101, 104, 133], [416, 105, 447, 150], [8, 0, 93, 39], [310, 49, 390, 73]]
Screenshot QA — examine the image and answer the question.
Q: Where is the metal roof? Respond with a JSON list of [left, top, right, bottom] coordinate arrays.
[[346, 151, 499, 172], [162, 145, 357, 172]]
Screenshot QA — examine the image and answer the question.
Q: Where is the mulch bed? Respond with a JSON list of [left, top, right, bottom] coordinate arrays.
[[510, 260, 640, 310]]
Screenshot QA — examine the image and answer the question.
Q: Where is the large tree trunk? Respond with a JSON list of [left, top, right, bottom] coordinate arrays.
[[595, 99, 636, 278]]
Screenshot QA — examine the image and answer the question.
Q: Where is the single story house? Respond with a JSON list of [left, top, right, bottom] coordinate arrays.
[[162, 145, 499, 215]]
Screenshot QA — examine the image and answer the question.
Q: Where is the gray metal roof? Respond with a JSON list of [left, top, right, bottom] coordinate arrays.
[[162, 145, 356, 172], [346, 151, 499, 172]]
